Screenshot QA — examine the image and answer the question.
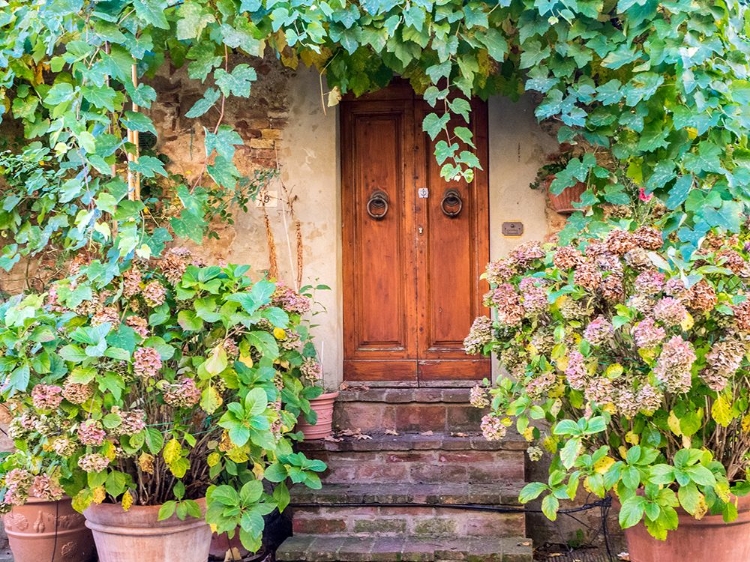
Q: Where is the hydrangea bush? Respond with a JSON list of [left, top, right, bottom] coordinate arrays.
[[0, 248, 325, 551], [467, 227, 750, 539]]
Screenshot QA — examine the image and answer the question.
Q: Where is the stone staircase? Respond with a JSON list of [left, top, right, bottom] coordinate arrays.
[[276, 388, 533, 561]]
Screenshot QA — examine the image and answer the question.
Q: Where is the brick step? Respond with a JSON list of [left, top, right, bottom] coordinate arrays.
[[298, 432, 525, 485], [276, 534, 533, 562], [333, 388, 486, 433], [291, 482, 523, 506]]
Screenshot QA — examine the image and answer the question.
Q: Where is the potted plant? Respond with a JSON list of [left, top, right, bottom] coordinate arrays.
[[466, 227, 750, 561], [530, 148, 587, 214], [0, 248, 326, 561], [0, 451, 96, 562]]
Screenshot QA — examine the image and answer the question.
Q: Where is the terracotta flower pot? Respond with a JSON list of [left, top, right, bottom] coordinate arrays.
[[297, 391, 339, 440], [620, 494, 750, 562], [84, 498, 211, 562], [209, 529, 249, 558], [3, 496, 96, 562], [546, 177, 587, 214]]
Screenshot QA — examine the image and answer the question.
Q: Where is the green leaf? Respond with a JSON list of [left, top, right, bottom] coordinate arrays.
[[121, 111, 157, 135], [178, 310, 204, 332], [134, 0, 169, 29], [666, 175, 693, 210], [244, 387, 268, 416], [519, 481, 547, 503], [129, 156, 167, 178], [45, 83, 76, 105], [541, 494, 560, 521], [176, 3, 215, 40], [200, 386, 223, 414], [678, 483, 702, 516], [158, 501, 176, 521], [214, 65, 257, 98], [619, 496, 646, 528]]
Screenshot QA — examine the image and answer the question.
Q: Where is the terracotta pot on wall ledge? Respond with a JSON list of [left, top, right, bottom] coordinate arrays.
[[545, 177, 587, 214], [618, 493, 750, 562], [84, 498, 211, 562], [297, 390, 339, 440]]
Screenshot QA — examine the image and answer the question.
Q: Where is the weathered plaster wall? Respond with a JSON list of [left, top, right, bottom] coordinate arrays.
[[148, 60, 563, 390]]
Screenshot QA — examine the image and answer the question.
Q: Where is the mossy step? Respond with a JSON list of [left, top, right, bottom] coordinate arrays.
[[291, 482, 524, 506], [276, 534, 533, 562]]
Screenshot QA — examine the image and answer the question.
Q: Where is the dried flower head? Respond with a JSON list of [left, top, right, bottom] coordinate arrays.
[[583, 316, 613, 346], [142, 280, 167, 307], [564, 351, 588, 390], [487, 284, 524, 326], [634, 270, 666, 295], [509, 242, 545, 267], [470, 385, 490, 408], [653, 297, 689, 327], [633, 226, 663, 251], [688, 280, 717, 313], [77, 420, 106, 446], [125, 316, 149, 338], [480, 414, 507, 441], [78, 454, 111, 473], [464, 316, 493, 355], [601, 274, 625, 302], [485, 258, 516, 285], [162, 378, 201, 408], [632, 317, 666, 349], [553, 246, 583, 270], [31, 385, 64, 410], [605, 229, 637, 256], [133, 347, 162, 379], [654, 336, 696, 394]]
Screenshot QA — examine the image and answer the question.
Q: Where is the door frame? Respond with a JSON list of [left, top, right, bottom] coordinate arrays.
[[340, 81, 491, 386]]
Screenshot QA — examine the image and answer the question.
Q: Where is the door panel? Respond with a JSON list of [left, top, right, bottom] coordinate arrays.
[[342, 88, 490, 384], [416, 101, 490, 381], [342, 100, 418, 382]]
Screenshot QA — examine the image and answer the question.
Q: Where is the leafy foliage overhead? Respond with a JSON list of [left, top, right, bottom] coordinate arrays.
[[0, 0, 748, 281]]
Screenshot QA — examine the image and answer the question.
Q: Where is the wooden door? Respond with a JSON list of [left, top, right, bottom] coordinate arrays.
[[341, 84, 490, 384]]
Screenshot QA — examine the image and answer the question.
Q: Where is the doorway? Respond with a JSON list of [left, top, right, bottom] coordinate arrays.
[[341, 82, 490, 384]]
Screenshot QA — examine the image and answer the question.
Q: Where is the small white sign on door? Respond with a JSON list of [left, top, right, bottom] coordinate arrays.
[[418, 188, 429, 198]]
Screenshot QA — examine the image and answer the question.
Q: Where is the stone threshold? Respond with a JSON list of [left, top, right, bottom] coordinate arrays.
[[290, 482, 524, 506], [336, 388, 475, 403], [298, 432, 526, 453], [276, 534, 533, 562]]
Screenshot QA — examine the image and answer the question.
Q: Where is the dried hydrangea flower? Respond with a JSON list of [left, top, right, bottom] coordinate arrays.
[[688, 280, 717, 313], [574, 261, 602, 291], [52, 438, 77, 456], [584, 241, 609, 258], [601, 274, 625, 302], [122, 267, 143, 298], [272, 284, 312, 315], [605, 229, 637, 256], [159, 247, 192, 285], [31, 384, 64, 410], [485, 258, 516, 285], [133, 347, 163, 379], [701, 338, 748, 391], [527, 446, 544, 461], [634, 270, 666, 295], [519, 277, 548, 314], [487, 284, 524, 326], [553, 246, 583, 270], [117, 409, 147, 436], [633, 226, 663, 251], [624, 247, 651, 269], [142, 280, 167, 307], [470, 385, 490, 408], [92, 306, 120, 327], [584, 377, 614, 405], [564, 351, 588, 390], [480, 414, 507, 441], [632, 317, 666, 349], [654, 336, 696, 393], [636, 384, 663, 415], [125, 316, 149, 338], [300, 357, 323, 386], [78, 454, 111, 473], [223, 338, 240, 357], [653, 297, 689, 326], [162, 378, 201, 408], [77, 420, 107, 446], [509, 242, 545, 267], [717, 249, 750, 276], [615, 388, 639, 418], [31, 474, 64, 502], [664, 277, 688, 299], [526, 373, 556, 397], [583, 316, 613, 346]]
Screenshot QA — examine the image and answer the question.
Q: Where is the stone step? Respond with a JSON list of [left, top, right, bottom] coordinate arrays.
[[289, 482, 526, 538], [276, 534, 533, 562], [298, 432, 525, 485], [333, 388, 485, 434]]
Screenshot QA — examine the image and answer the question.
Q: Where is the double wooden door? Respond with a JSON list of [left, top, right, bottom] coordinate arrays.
[[341, 84, 490, 384]]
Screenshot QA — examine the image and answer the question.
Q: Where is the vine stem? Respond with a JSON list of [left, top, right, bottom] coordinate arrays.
[[126, 63, 141, 201]]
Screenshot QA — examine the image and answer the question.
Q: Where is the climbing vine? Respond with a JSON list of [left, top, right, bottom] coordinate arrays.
[[0, 0, 749, 285]]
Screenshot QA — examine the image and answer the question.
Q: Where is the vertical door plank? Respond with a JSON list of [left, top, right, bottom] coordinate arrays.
[[342, 100, 418, 382]]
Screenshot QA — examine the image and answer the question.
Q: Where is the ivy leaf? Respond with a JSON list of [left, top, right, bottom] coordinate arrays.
[[45, 83, 76, 105], [121, 111, 157, 135], [177, 3, 215, 40], [520, 40, 551, 69], [665, 175, 693, 210], [129, 155, 167, 178], [82, 85, 117, 111], [185, 88, 221, 119], [187, 43, 223, 82], [646, 161, 676, 190], [133, 0, 169, 29], [701, 201, 743, 232], [221, 17, 262, 55], [205, 125, 243, 161], [214, 65, 257, 98], [596, 79, 624, 105], [422, 112, 450, 140]]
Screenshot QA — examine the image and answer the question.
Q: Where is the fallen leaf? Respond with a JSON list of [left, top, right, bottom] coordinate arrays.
[[519, 541, 531, 547], [618, 553, 630, 561], [224, 548, 243, 562], [323, 435, 343, 442], [385, 429, 399, 435], [420, 430, 434, 436], [354, 433, 372, 440], [451, 432, 468, 437]]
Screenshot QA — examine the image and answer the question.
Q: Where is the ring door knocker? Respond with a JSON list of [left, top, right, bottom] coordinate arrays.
[[440, 188, 463, 218], [366, 190, 389, 220]]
